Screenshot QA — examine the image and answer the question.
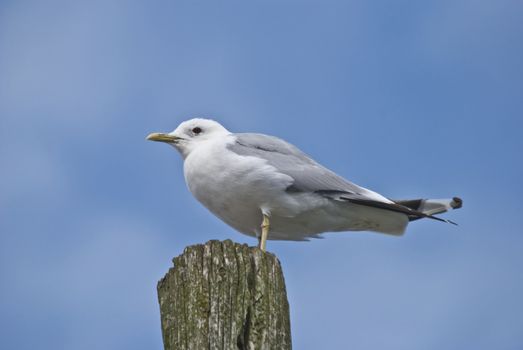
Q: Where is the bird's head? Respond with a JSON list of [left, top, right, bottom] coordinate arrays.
[[146, 118, 230, 158]]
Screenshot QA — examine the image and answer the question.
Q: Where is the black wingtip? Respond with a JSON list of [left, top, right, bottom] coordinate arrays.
[[446, 219, 458, 226], [426, 214, 459, 226]]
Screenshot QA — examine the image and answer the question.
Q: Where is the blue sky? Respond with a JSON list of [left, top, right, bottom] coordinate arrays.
[[1, 0, 522, 349]]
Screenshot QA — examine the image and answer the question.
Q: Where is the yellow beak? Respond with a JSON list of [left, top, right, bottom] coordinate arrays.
[[146, 132, 180, 143]]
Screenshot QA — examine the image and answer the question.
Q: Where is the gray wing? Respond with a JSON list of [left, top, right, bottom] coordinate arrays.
[[229, 133, 382, 198], [228, 133, 457, 224]]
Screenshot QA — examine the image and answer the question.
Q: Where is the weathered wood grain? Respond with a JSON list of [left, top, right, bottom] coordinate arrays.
[[158, 240, 291, 350]]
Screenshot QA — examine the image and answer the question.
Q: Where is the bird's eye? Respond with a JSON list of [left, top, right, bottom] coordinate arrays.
[[192, 127, 202, 135]]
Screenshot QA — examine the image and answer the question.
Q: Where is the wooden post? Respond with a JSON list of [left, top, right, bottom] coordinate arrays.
[[157, 240, 292, 350]]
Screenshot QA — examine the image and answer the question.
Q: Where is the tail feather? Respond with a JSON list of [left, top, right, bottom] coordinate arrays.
[[394, 197, 463, 222]]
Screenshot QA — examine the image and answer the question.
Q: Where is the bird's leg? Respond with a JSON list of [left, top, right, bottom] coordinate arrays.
[[258, 214, 270, 251]]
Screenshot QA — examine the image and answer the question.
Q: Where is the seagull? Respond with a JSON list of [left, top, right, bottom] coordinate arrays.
[[147, 118, 462, 251]]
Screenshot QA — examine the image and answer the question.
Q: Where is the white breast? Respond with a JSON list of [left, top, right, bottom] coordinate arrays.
[[183, 136, 298, 236]]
